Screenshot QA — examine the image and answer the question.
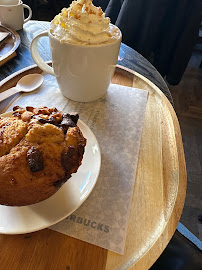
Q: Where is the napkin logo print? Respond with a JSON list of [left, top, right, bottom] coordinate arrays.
[[67, 214, 110, 233]]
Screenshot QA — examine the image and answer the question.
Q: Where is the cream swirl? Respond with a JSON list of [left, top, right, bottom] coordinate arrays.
[[50, 0, 121, 45]]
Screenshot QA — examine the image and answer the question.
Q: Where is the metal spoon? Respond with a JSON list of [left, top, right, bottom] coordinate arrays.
[[0, 74, 44, 102]]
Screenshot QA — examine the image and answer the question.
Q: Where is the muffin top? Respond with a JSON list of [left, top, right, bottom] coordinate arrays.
[[0, 106, 86, 206]]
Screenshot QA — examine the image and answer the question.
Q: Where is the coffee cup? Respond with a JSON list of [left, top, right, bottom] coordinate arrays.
[[0, 0, 19, 4], [30, 28, 121, 102], [0, 0, 32, 31]]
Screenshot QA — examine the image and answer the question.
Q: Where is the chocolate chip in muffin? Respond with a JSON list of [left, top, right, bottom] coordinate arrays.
[[27, 147, 44, 173], [32, 112, 62, 125], [61, 145, 81, 173], [70, 113, 79, 124], [12, 111, 21, 117], [13, 106, 21, 111], [60, 117, 76, 134], [31, 115, 49, 124], [49, 107, 58, 113], [59, 112, 80, 134]]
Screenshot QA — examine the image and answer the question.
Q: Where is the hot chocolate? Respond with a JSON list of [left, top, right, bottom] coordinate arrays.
[[30, 0, 122, 102]]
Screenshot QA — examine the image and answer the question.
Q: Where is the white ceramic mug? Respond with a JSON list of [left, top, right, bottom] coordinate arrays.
[[0, 0, 32, 31], [30, 29, 122, 102], [0, 0, 19, 4]]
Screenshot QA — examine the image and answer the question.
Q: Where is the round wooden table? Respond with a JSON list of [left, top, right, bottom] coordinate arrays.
[[0, 21, 186, 270]]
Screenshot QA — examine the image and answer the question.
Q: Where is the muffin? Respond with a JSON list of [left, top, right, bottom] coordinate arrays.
[[0, 106, 86, 206]]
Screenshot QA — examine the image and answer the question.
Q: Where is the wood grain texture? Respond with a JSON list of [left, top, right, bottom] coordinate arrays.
[[105, 66, 186, 269], [0, 65, 186, 270], [0, 229, 108, 270]]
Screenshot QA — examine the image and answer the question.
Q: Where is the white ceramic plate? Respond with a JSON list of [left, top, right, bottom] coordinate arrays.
[[0, 112, 101, 234]]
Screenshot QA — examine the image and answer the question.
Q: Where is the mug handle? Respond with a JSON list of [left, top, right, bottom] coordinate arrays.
[[23, 4, 32, 23], [30, 30, 54, 76]]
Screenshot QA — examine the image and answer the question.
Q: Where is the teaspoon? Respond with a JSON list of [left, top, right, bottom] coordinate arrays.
[[0, 74, 44, 102]]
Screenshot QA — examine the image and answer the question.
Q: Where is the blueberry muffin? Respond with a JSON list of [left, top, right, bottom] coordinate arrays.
[[0, 106, 86, 206]]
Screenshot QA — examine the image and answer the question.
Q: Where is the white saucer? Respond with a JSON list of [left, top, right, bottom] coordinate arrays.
[[0, 112, 101, 234]]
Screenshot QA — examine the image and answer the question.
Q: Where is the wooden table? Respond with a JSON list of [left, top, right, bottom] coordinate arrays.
[[0, 21, 187, 270]]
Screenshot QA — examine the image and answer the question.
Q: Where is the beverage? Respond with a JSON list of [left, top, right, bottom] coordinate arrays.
[[31, 0, 122, 102]]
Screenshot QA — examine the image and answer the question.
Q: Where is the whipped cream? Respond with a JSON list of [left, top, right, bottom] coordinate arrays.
[[50, 0, 121, 45]]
